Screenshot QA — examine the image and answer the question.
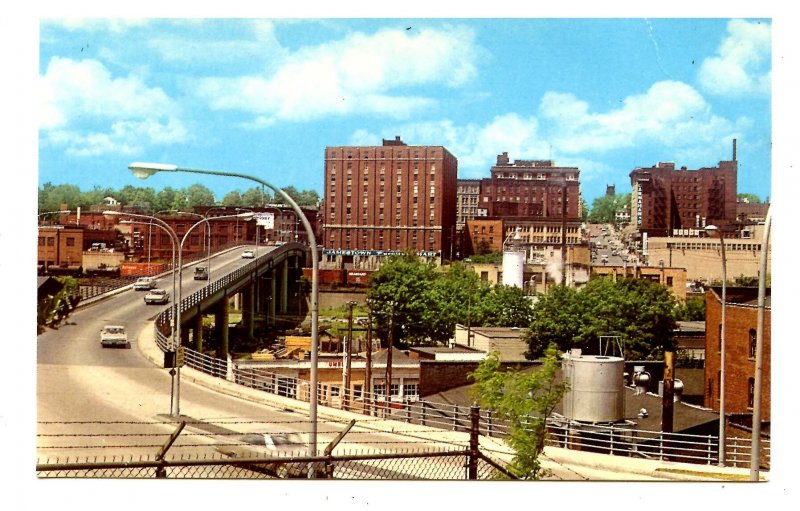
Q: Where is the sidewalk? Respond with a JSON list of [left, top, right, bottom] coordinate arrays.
[[136, 324, 763, 482]]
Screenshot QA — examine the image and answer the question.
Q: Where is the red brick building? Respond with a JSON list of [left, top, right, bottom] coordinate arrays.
[[630, 142, 738, 237], [704, 287, 771, 421], [480, 153, 581, 219], [322, 136, 458, 267]]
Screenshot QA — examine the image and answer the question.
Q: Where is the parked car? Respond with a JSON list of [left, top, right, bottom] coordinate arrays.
[[241, 249, 255, 259], [133, 277, 157, 290], [194, 266, 209, 280], [144, 288, 170, 305], [100, 325, 129, 349]]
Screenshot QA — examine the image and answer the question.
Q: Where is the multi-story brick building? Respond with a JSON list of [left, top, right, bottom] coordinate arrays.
[[629, 141, 738, 237], [322, 136, 458, 268], [456, 179, 483, 231], [37, 225, 84, 272], [591, 264, 688, 301], [704, 287, 771, 421], [480, 153, 581, 219]]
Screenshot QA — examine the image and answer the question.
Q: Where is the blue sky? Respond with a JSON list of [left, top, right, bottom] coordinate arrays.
[[35, 16, 775, 206]]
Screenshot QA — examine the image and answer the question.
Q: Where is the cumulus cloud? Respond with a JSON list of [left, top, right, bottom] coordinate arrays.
[[40, 57, 188, 156], [195, 25, 479, 123], [539, 81, 734, 153], [698, 19, 771, 97], [358, 79, 738, 178]]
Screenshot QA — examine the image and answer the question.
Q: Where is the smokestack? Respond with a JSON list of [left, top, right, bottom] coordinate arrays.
[[732, 138, 737, 161]]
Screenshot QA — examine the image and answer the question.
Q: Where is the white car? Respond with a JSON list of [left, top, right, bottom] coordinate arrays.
[[241, 249, 255, 259], [144, 288, 170, 305], [133, 277, 157, 290], [100, 325, 129, 349]]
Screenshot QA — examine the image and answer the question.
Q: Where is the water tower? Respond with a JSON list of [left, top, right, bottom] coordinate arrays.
[[502, 228, 525, 288]]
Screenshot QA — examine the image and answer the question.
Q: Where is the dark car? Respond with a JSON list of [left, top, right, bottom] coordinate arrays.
[[194, 266, 209, 280]]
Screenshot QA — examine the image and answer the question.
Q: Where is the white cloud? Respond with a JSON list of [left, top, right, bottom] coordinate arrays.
[[539, 81, 735, 154], [359, 80, 739, 178], [698, 19, 771, 97], [195, 25, 479, 123], [40, 57, 188, 156]]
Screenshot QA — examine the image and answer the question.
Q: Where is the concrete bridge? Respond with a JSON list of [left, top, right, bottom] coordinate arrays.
[[156, 243, 309, 361]]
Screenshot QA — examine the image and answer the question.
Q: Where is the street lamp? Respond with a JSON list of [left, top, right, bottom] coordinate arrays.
[[106, 211, 181, 416], [705, 224, 727, 466], [750, 207, 771, 481], [129, 162, 320, 457], [234, 207, 254, 245]]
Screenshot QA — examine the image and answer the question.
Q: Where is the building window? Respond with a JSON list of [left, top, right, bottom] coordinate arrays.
[[747, 377, 755, 408], [373, 384, 385, 397], [38, 237, 45, 246], [354, 384, 363, 400], [403, 383, 418, 399], [47, 237, 55, 246], [66, 237, 75, 247], [390, 383, 400, 397], [749, 329, 757, 359]]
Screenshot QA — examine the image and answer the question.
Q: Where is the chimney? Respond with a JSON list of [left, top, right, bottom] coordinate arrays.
[[732, 138, 737, 161]]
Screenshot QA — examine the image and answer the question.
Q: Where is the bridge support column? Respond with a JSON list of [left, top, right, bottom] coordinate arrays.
[[280, 259, 289, 315], [269, 268, 277, 326], [193, 313, 203, 352], [241, 285, 254, 339], [180, 323, 190, 345], [216, 296, 229, 360]]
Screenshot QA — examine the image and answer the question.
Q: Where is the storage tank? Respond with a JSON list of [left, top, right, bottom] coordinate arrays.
[[502, 228, 525, 288], [562, 351, 625, 423]]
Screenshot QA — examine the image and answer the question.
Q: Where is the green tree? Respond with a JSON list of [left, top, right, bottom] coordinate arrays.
[[277, 186, 320, 207], [241, 187, 271, 207], [479, 285, 535, 327], [525, 278, 677, 360], [422, 263, 488, 343], [737, 193, 761, 203], [675, 296, 705, 321], [186, 184, 216, 207], [588, 193, 630, 224], [366, 251, 438, 345], [221, 190, 244, 207], [470, 343, 569, 480]]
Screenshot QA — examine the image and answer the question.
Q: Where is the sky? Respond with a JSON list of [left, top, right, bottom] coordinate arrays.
[[34, 15, 775, 206]]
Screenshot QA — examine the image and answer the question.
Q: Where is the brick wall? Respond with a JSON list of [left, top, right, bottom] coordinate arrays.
[[704, 288, 771, 421]]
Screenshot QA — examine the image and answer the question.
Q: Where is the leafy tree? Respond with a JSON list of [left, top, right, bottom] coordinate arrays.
[[38, 183, 84, 213], [675, 296, 705, 321], [154, 187, 180, 212], [588, 193, 629, 224], [467, 251, 502, 264], [525, 278, 677, 360], [580, 198, 589, 222], [422, 263, 488, 343], [277, 186, 320, 207], [185, 184, 216, 207], [473, 239, 493, 255], [470, 343, 569, 480], [366, 251, 438, 345], [221, 190, 244, 207], [737, 193, 761, 204], [479, 285, 535, 327], [241, 187, 271, 207]]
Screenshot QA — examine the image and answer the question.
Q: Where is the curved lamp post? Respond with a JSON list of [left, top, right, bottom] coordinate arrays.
[[105, 211, 181, 416], [129, 162, 320, 457], [705, 224, 727, 466]]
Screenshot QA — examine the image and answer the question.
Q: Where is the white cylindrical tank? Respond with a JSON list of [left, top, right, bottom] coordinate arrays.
[[502, 250, 524, 288], [562, 354, 625, 423]]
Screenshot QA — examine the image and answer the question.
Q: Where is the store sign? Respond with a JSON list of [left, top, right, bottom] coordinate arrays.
[[323, 249, 440, 258], [254, 212, 274, 229]]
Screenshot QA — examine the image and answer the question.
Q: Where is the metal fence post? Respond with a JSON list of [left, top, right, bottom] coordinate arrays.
[[468, 404, 479, 480], [405, 399, 412, 423], [421, 401, 427, 426], [486, 409, 493, 438], [452, 404, 459, 431]]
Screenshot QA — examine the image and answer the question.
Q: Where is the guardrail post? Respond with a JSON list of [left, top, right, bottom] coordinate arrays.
[[468, 405, 480, 480]]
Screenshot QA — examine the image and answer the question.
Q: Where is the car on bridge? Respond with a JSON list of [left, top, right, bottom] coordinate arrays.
[[143, 288, 170, 305], [241, 249, 255, 259], [216, 432, 326, 478], [194, 266, 209, 280], [133, 277, 157, 290], [100, 325, 129, 349]]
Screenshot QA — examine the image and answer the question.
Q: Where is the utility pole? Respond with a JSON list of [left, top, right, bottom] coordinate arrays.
[[385, 302, 395, 408], [343, 300, 358, 410]]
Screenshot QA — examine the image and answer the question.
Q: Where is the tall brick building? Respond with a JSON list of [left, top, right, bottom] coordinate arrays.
[[322, 137, 458, 268], [630, 141, 738, 237]]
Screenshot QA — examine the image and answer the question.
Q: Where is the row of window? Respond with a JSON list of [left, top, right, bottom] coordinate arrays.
[[668, 242, 762, 251]]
